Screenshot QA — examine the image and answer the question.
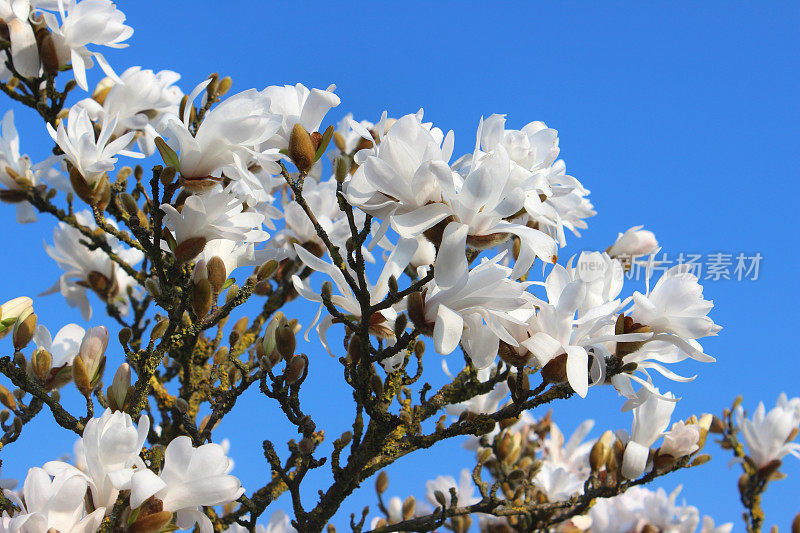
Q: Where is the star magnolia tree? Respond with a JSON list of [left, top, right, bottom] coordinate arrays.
[[0, 3, 797, 533]]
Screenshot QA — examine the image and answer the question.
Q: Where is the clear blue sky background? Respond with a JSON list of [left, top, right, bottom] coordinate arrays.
[[1, 1, 798, 530]]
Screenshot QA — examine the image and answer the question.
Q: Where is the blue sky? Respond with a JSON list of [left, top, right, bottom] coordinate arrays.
[[1, 1, 798, 530]]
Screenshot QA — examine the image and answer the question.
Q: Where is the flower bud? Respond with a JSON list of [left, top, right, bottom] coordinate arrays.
[[333, 131, 346, 153], [376, 471, 388, 494], [402, 496, 415, 520], [334, 156, 349, 184], [217, 77, 232, 96], [12, 308, 37, 351], [107, 363, 131, 411], [152, 318, 169, 340], [284, 355, 306, 386], [256, 260, 278, 281], [206, 256, 227, 293], [434, 490, 447, 509], [192, 259, 208, 284], [129, 510, 173, 533], [192, 279, 213, 317], [0, 296, 33, 339], [160, 166, 177, 186], [607, 226, 659, 259], [118, 327, 132, 347], [72, 355, 92, 396], [590, 431, 614, 472], [145, 278, 161, 298], [174, 236, 207, 263], [276, 324, 296, 360], [477, 447, 493, 464], [229, 317, 248, 346], [30, 348, 52, 382], [0, 385, 16, 410], [289, 123, 315, 174], [690, 454, 711, 467], [226, 283, 240, 304], [77, 326, 108, 386]]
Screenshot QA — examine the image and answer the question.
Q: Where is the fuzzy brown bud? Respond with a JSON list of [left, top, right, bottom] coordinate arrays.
[[0, 385, 16, 410], [12, 308, 36, 351], [30, 348, 51, 382], [276, 324, 296, 360], [289, 123, 315, 174], [151, 318, 169, 340], [72, 355, 92, 396], [174, 236, 207, 263], [284, 355, 306, 386], [376, 471, 389, 494], [206, 256, 227, 293], [192, 279, 213, 317]]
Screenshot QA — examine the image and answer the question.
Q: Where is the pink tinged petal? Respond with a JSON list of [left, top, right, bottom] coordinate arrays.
[[564, 345, 589, 398], [129, 469, 166, 510], [621, 441, 650, 479], [433, 304, 463, 355]]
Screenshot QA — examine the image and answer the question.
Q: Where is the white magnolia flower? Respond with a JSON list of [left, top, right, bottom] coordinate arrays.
[[607, 225, 659, 259], [292, 236, 417, 361], [659, 420, 701, 458], [454, 113, 594, 247], [31, 322, 84, 386], [343, 110, 453, 226], [47, 106, 142, 188], [414, 223, 535, 369], [41, 0, 133, 90], [587, 486, 700, 533], [2, 467, 105, 533], [542, 420, 595, 475], [161, 185, 269, 260], [195, 238, 285, 282], [44, 210, 144, 320], [122, 436, 244, 533], [620, 388, 676, 479], [0, 110, 65, 223], [45, 409, 149, 509], [735, 394, 800, 468], [533, 462, 584, 502], [159, 82, 281, 188], [75, 67, 182, 155], [520, 255, 637, 398], [262, 83, 340, 148], [630, 264, 720, 362], [424, 469, 479, 509], [0, 0, 59, 78]]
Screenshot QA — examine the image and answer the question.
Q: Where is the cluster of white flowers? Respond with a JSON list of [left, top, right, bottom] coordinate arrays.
[[735, 393, 800, 468], [586, 486, 732, 533], [1, 409, 245, 533], [0, 0, 795, 529]]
